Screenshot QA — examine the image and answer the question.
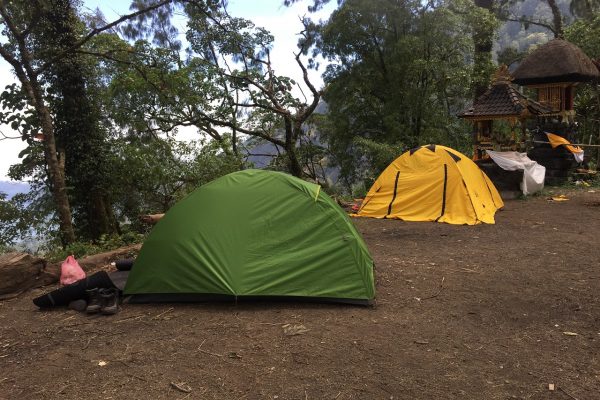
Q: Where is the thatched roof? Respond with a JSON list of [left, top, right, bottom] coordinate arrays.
[[513, 39, 600, 85], [458, 81, 551, 119]]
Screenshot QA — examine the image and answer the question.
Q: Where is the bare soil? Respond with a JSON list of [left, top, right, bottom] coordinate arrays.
[[1, 188, 599, 400]]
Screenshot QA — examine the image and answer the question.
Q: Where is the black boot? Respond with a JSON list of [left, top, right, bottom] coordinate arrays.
[[68, 299, 87, 312], [86, 288, 102, 314], [100, 288, 119, 315], [33, 271, 115, 309]]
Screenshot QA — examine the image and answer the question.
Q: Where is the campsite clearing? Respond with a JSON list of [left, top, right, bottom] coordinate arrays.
[[1, 188, 599, 399]]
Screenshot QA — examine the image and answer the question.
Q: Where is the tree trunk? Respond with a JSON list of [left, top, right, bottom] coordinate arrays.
[[7, 70, 76, 245], [0, 252, 55, 300], [596, 86, 600, 164], [34, 89, 76, 245], [282, 117, 304, 177], [0, 244, 141, 300], [546, 0, 564, 38], [45, 0, 118, 241], [105, 196, 122, 235], [473, 0, 495, 99], [286, 142, 304, 178], [88, 193, 112, 239]]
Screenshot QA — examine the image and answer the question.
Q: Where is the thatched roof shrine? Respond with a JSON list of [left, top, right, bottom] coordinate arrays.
[[513, 39, 600, 85]]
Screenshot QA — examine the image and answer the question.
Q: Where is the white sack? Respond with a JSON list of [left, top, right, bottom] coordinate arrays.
[[486, 151, 545, 195]]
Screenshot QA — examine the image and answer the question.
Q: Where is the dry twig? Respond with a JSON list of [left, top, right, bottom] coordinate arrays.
[[114, 314, 146, 323], [170, 381, 192, 393], [197, 339, 223, 358], [152, 307, 174, 320], [127, 373, 148, 382], [558, 386, 579, 400], [421, 277, 445, 300], [81, 335, 97, 350], [55, 384, 70, 394]]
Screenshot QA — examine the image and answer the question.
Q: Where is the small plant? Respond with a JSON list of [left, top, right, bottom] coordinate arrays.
[[351, 182, 368, 199], [97, 232, 145, 251], [46, 242, 101, 262], [44, 231, 146, 262]]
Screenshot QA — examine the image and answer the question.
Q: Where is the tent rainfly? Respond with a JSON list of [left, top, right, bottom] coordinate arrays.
[[124, 169, 375, 304], [354, 145, 504, 225]]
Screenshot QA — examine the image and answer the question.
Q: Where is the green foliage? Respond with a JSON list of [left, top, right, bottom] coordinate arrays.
[[565, 15, 600, 164], [494, 0, 576, 52], [4, 0, 596, 250], [352, 137, 404, 180], [470, 0, 501, 97], [46, 241, 101, 262], [45, 231, 146, 263], [565, 13, 600, 57], [106, 3, 324, 178], [496, 46, 526, 66], [570, 0, 600, 19], [0, 84, 40, 142], [0, 0, 123, 243], [310, 0, 479, 190], [0, 192, 25, 247], [0, 188, 54, 248], [350, 182, 368, 199], [108, 135, 243, 229], [41, 0, 117, 241]]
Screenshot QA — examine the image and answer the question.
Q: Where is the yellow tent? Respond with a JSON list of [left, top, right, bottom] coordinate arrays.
[[354, 145, 504, 225]]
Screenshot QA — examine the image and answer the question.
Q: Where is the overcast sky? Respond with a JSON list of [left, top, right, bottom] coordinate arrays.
[[0, 0, 335, 180]]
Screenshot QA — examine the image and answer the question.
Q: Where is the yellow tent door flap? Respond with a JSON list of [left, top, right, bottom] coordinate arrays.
[[355, 145, 504, 225]]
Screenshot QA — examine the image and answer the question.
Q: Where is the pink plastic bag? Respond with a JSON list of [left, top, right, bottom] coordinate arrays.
[[60, 255, 86, 286]]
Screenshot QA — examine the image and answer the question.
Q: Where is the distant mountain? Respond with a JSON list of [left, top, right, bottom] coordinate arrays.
[[0, 181, 29, 198]]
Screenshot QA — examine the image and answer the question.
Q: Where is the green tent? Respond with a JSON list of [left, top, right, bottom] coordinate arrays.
[[124, 169, 375, 304]]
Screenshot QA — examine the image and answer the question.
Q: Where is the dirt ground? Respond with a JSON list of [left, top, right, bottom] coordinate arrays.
[[1, 188, 599, 400]]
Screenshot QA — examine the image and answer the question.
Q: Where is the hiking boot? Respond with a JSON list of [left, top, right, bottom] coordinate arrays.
[[68, 299, 87, 312], [100, 288, 119, 315], [85, 288, 102, 314]]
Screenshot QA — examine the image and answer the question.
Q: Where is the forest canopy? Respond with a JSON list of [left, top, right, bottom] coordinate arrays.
[[0, 0, 598, 251]]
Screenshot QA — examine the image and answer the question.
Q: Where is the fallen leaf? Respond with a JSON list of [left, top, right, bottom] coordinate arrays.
[[282, 324, 310, 336], [170, 382, 192, 393]]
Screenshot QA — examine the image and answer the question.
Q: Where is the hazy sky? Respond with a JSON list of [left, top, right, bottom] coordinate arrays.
[[0, 0, 335, 180]]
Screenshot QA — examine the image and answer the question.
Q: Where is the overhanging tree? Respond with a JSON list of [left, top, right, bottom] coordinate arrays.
[[300, 0, 480, 187], [496, 0, 567, 38], [0, 0, 174, 245], [39, 0, 119, 240], [105, 1, 324, 178], [472, 0, 499, 99]]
